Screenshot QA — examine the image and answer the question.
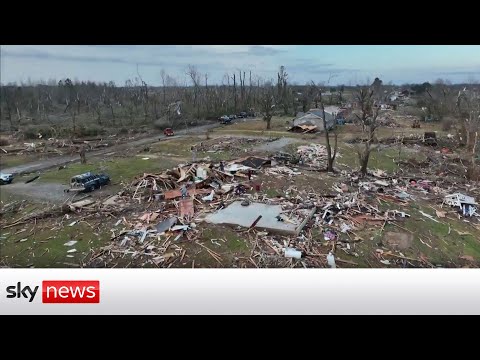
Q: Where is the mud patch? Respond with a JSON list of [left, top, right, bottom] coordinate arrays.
[[383, 231, 414, 250]]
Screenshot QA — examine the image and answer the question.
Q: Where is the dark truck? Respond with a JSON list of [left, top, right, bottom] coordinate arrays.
[[65, 172, 110, 193]]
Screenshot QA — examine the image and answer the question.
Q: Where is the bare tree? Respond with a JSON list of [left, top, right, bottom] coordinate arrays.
[[456, 87, 480, 179], [277, 66, 290, 115], [320, 100, 338, 172], [186, 65, 201, 119], [2, 87, 14, 129], [136, 65, 149, 123], [354, 87, 380, 176], [260, 83, 275, 130], [160, 69, 167, 105], [424, 80, 455, 121], [232, 73, 237, 113], [310, 81, 338, 172]]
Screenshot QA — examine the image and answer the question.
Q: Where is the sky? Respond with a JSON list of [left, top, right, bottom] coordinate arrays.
[[1, 45, 479, 86]]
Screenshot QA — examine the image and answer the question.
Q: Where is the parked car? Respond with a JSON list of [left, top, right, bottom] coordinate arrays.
[[163, 128, 175, 136], [237, 112, 247, 118], [219, 115, 230, 122], [65, 172, 110, 193], [246, 110, 255, 117], [221, 117, 232, 124], [0, 172, 14, 185], [229, 115, 237, 120]]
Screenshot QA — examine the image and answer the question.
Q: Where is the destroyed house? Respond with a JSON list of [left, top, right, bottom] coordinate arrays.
[[444, 193, 477, 217], [292, 109, 336, 131], [444, 193, 477, 207]]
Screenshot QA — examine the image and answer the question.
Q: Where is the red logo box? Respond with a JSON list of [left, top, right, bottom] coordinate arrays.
[[42, 281, 100, 303]]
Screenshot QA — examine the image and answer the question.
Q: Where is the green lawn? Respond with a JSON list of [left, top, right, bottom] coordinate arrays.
[[1, 220, 112, 268], [336, 145, 427, 173], [39, 156, 182, 185], [0, 154, 38, 168]]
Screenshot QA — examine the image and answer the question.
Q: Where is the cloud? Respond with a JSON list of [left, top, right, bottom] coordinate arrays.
[[245, 45, 286, 56], [438, 69, 480, 76], [2, 45, 285, 69], [2, 45, 479, 85], [2, 47, 168, 66]]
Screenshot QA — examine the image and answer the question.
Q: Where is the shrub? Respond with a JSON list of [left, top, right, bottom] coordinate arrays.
[[118, 127, 129, 135]]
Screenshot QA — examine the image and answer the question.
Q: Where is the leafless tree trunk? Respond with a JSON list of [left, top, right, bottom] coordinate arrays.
[[109, 104, 115, 124], [261, 85, 275, 130], [186, 65, 201, 119], [71, 109, 77, 134], [137, 65, 149, 123], [94, 103, 102, 126], [469, 131, 479, 180], [205, 73, 209, 115], [2, 88, 14, 129], [76, 93, 81, 114], [354, 88, 379, 176], [320, 99, 338, 172], [249, 71, 252, 108], [232, 73, 237, 113], [456, 88, 480, 179], [79, 146, 86, 164], [160, 69, 167, 106]]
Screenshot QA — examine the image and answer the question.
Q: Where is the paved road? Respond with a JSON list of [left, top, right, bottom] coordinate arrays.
[[1, 122, 220, 176]]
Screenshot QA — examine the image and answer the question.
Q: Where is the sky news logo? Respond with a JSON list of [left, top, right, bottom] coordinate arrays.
[[5, 281, 100, 303]]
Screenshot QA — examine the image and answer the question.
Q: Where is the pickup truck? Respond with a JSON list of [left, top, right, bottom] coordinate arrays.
[[0, 172, 14, 185], [219, 115, 232, 124], [65, 172, 110, 193], [164, 128, 175, 136]]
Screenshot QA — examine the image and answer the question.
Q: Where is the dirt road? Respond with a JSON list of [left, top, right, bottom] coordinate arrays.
[[1, 120, 298, 204], [253, 137, 298, 152], [2, 182, 74, 203], [1, 122, 220, 176]]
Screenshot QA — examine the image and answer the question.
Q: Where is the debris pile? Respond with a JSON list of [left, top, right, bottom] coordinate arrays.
[[377, 114, 400, 127], [0, 134, 136, 157], [74, 145, 479, 268], [192, 136, 278, 155], [5, 134, 479, 269], [296, 144, 329, 167]]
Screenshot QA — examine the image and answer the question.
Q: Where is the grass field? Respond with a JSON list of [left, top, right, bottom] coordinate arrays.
[[2, 114, 479, 268]]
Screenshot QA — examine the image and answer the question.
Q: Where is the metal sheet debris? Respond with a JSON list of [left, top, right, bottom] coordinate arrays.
[[155, 217, 177, 233]]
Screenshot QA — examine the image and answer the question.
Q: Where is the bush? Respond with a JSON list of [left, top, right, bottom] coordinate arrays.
[[0, 137, 10, 146], [118, 127, 128, 135]]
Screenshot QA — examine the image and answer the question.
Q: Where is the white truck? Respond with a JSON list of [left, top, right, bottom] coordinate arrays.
[[0, 172, 14, 185]]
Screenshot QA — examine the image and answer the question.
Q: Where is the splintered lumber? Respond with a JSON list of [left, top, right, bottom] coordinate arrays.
[[249, 215, 263, 229], [177, 167, 188, 182], [164, 187, 211, 200], [70, 199, 95, 208]]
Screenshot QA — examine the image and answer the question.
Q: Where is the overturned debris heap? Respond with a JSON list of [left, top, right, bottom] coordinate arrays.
[[33, 141, 477, 269], [192, 136, 278, 155]]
